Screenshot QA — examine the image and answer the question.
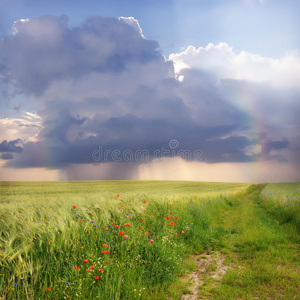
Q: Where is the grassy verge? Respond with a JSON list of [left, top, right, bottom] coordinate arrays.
[[195, 184, 300, 299], [258, 183, 300, 241]]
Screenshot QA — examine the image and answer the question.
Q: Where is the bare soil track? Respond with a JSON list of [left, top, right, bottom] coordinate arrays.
[[181, 252, 228, 300]]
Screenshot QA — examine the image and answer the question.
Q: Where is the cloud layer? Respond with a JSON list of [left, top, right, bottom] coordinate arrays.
[[0, 15, 299, 181]]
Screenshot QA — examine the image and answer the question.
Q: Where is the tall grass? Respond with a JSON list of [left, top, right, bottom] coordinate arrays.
[[258, 183, 300, 239], [0, 181, 250, 299]]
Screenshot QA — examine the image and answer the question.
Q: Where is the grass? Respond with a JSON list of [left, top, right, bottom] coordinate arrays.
[[258, 183, 300, 238], [0, 181, 299, 299], [197, 183, 300, 299], [0, 180, 250, 299]]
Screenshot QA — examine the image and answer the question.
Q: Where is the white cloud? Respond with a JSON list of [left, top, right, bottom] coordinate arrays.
[[169, 43, 300, 88], [12, 18, 30, 35], [0, 113, 42, 142], [119, 17, 145, 38], [23, 112, 41, 120]]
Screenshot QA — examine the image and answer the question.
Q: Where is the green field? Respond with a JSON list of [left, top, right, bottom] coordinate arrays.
[[0, 181, 299, 299]]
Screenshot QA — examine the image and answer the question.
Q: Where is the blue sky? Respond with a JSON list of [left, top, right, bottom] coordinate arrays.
[[1, 0, 299, 57], [0, 0, 299, 182]]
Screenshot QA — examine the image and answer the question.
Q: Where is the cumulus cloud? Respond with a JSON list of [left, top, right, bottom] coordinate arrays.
[[0, 113, 42, 142], [170, 43, 300, 169], [169, 43, 300, 88], [1, 15, 162, 95], [0, 15, 299, 181]]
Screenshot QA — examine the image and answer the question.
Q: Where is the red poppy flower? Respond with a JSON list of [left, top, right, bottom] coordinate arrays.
[[124, 235, 128, 239], [175, 217, 178, 220], [83, 259, 88, 263], [141, 219, 144, 222], [111, 222, 113, 225], [88, 212, 91, 215], [143, 201, 146, 203], [105, 228, 108, 231], [46, 287, 51, 292], [119, 231, 124, 236], [170, 212, 172, 214], [124, 223, 131, 226], [95, 276, 99, 280], [181, 231, 185, 234], [75, 266, 79, 270], [73, 206, 76, 209], [91, 266, 95, 269], [80, 246, 84, 249], [115, 225, 119, 229], [167, 217, 171, 220], [102, 250, 110, 254], [175, 233, 177, 236], [139, 227, 141, 229], [149, 239, 154, 243], [103, 244, 108, 247], [100, 269, 104, 273], [94, 236, 97, 238], [106, 261, 109, 264], [121, 204, 124, 207], [153, 213, 156, 215], [86, 269, 90, 272]]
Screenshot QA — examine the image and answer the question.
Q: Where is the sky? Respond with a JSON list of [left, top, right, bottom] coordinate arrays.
[[0, 0, 299, 182]]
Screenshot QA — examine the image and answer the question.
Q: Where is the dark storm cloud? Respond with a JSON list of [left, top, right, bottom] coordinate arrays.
[[41, 108, 87, 143], [0, 15, 161, 95], [201, 136, 255, 163], [1, 153, 14, 160], [261, 139, 290, 155], [8, 112, 255, 168], [0, 139, 22, 153]]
